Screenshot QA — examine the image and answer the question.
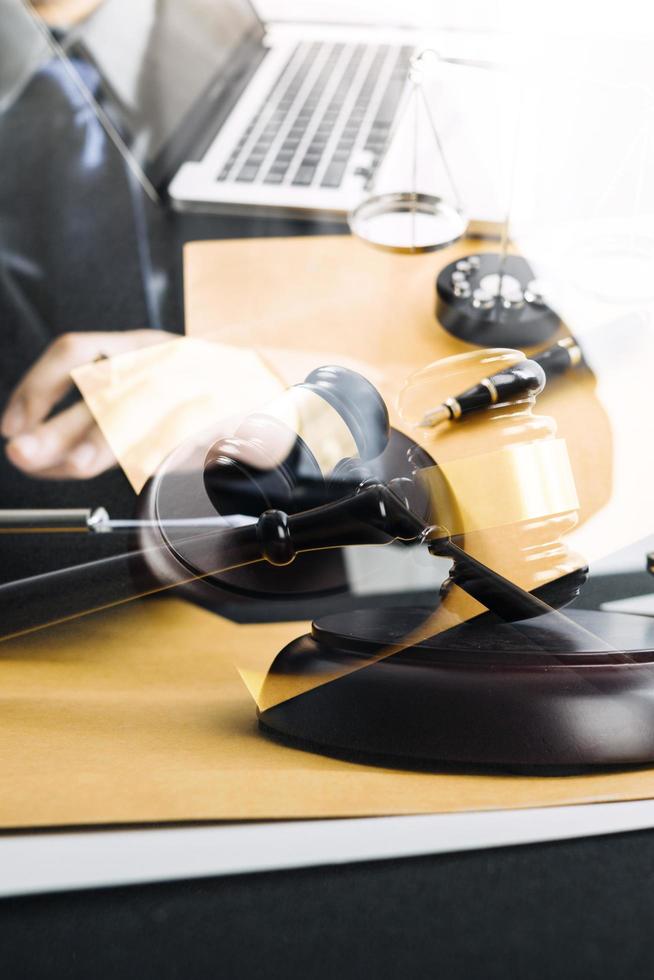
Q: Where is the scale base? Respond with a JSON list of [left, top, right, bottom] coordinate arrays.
[[436, 252, 560, 348], [258, 607, 654, 772]]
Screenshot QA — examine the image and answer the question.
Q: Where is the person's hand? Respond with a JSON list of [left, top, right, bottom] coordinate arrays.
[[1, 329, 176, 479], [31, 1, 104, 29]]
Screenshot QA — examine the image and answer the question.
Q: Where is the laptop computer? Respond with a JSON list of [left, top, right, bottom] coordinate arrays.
[[65, 0, 418, 218]]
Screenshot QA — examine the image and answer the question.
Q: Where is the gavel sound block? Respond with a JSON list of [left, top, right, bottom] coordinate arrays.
[[141, 365, 654, 771]]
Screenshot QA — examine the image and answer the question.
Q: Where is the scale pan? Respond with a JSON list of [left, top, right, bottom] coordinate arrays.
[[348, 192, 467, 254]]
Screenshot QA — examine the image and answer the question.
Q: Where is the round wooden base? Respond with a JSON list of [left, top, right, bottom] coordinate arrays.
[[258, 607, 654, 771]]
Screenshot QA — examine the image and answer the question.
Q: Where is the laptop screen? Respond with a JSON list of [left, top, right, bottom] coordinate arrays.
[[67, 0, 264, 190]]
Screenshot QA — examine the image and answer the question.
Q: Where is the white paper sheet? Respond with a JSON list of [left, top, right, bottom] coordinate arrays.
[[3, 799, 654, 899]]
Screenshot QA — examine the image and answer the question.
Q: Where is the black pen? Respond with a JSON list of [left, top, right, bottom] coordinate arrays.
[[419, 337, 583, 428], [531, 335, 583, 378]]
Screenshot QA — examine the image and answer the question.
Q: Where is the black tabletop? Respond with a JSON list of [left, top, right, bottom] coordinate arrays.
[[2, 52, 654, 978], [3, 828, 654, 979]]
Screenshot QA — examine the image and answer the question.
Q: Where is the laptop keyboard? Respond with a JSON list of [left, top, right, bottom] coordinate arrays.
[[216, 42, 412, 191]]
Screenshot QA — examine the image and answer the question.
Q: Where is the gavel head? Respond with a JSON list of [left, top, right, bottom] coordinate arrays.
[[399, 348, 588, 617], [203, 365, 391, 519], [139, 364, 435, 606]]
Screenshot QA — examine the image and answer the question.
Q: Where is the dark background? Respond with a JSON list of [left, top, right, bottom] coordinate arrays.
[[2, 51, 654, 979], [3, 829, 654, 979]]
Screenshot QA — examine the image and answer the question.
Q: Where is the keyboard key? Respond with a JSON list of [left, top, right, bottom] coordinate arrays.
[[321, 160, 348, 188], [293, 165, 317, 186], [236, 164, 260, 182], [374, 80, 406, 124]]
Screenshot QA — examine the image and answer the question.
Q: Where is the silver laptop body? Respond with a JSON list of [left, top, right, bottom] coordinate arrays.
[[68, 0, 417, 218]]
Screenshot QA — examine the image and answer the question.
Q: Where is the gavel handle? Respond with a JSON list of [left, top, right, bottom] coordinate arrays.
[[259, 487, 549, 623], [433, 539, 550, 621], [0, 485, 421, 641], [0, 522, 266, 641], [0, 483, 545, 641]]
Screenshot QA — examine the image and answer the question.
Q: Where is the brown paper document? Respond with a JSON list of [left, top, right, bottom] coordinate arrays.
[[73, 337, 283, 493], [3, 598, 654, 830]]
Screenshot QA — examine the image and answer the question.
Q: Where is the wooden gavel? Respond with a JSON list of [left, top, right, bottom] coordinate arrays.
[[200, 362, 583, 619], [0, 364, 579, 639]]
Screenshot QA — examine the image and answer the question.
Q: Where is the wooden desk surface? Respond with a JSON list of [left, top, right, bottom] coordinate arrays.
[[3, 597, 654, 830]]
